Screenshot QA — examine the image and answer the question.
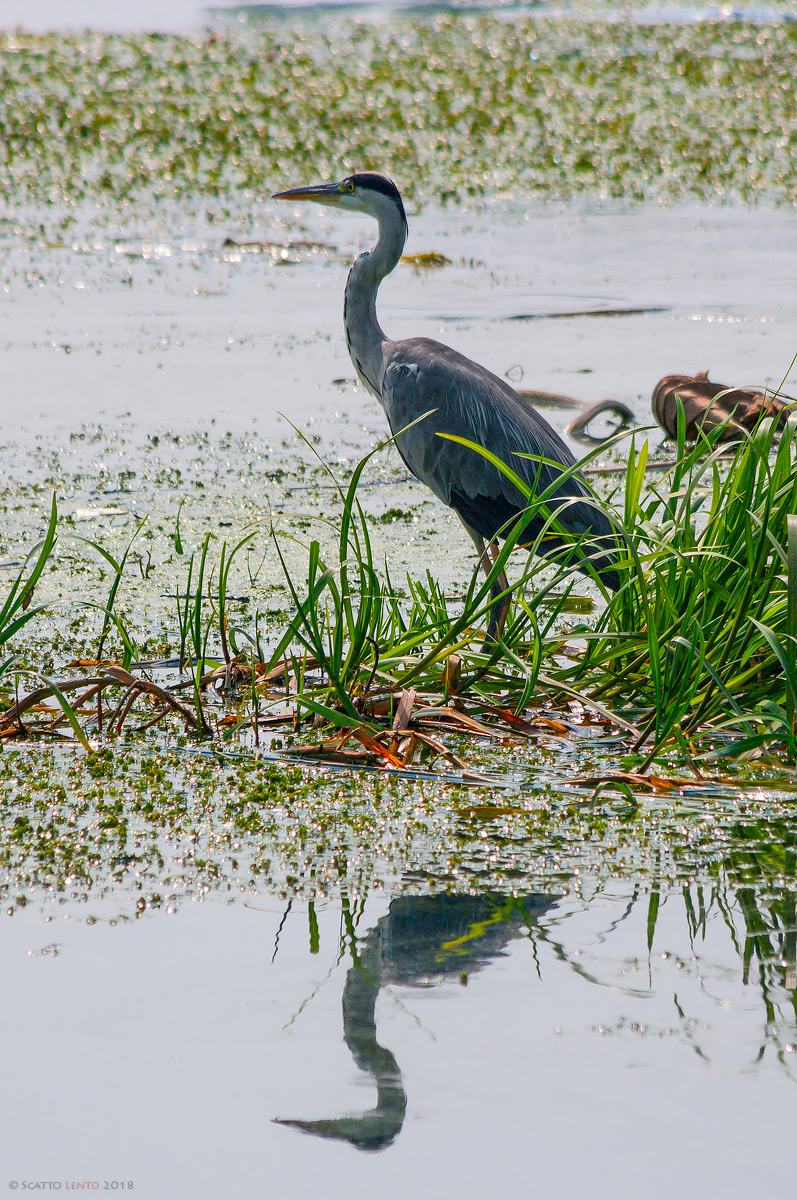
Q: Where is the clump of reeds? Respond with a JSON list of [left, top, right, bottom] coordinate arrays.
[[1, 408, 795, 777], [264, 409, 797, 768], [578, 409, 797, 763]]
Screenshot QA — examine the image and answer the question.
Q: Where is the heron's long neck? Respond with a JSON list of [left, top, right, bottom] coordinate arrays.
[[343, 208, 406, 400]]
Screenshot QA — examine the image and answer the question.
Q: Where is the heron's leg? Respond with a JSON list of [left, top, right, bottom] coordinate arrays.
[[487, 541, 512, 641], [457, 517, 512, 646], [458, 515, 491, 577]]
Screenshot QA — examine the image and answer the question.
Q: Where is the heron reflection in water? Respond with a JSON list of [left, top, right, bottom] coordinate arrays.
[[274, 892, 557, 1151], [273, 173, 622, 641]]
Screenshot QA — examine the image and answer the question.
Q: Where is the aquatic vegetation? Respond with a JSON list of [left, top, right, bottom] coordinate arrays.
[[271, 414, 797, 770], [2, 17, 797, 212], [2, 412, 796, 774], [1, 724, 796, 903], [3, 419, 797, 1075], [574, 415, 797, 763], [0, 496, 57, 686]]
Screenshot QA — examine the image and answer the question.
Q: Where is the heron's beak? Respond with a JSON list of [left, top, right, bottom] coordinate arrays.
[[272, 182, 342, 206]]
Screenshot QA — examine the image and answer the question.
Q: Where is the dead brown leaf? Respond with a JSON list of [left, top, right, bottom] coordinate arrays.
[[441, 655, 462, 693], [417, 706, 504, 739], [353, 727, 406, 768], [392, 688, 417, 732]]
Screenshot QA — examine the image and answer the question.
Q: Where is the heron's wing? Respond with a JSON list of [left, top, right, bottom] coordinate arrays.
[[382, 337, 608, 546]]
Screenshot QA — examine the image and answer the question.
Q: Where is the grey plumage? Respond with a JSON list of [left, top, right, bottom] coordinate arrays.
[[383, 336, 620, 584], [274, 172, 621, 638]]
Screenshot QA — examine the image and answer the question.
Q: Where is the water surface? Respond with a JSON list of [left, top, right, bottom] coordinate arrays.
[[3, 877, 797, 1196], [2, 9, 797, 1195]]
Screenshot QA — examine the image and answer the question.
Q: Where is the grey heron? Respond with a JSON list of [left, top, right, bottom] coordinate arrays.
[[273, 172, 622, 640]]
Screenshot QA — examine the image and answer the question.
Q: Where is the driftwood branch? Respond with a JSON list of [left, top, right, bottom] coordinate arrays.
[[0, 669, 200, 731]]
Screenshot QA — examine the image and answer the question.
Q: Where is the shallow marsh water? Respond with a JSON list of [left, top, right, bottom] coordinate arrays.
[[4, 883, 797, 1195], [2, 198, 796, 630], [3, 9, 797, 1196], [2, 196, 797, 1195]]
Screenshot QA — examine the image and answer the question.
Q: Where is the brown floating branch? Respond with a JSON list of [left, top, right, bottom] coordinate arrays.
[[110, 685, 141, 735], [652, 369, 796, 442], [103, 681, 138, 734], [0, 668, 201, 732], [566, 398, 637, 444], [136, 704, 177, 733], [103, 666, 202, 729], [293, 744, 373, 764], [0, 676, 112, 727], [56, 681, 105, 716]]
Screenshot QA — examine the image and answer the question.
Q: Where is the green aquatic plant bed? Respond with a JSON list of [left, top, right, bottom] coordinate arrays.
[[1, 17, 797, 210], [272, 413, 797, 767], [3, 416, 797, 995], [1, 415, 796, 773]]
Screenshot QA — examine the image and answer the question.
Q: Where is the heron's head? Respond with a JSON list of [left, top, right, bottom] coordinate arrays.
[[273, 172, 407, 233]]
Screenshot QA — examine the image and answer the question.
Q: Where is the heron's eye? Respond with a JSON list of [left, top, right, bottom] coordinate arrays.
[[343, 180, 356, 194]]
